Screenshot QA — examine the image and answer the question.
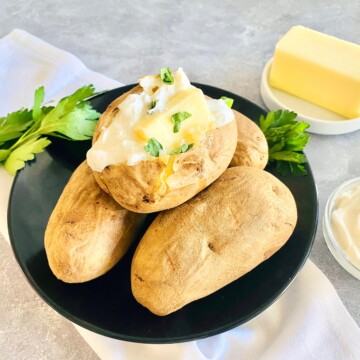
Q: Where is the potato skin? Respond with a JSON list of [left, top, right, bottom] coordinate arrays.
[[230, 111, 268, 169], [131, 166, 297, 316], [44, 161, 145, 283], [90, 86, 238, 213]]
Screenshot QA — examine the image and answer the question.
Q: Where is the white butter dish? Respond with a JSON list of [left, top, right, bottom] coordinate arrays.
[[260, 58, 360, 135]]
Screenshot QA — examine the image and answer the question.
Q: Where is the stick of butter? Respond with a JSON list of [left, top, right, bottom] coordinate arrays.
[[269, 26, 360, 119]]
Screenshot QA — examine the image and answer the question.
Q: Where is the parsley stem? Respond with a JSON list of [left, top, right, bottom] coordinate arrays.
[[8, 121, 41, 151]]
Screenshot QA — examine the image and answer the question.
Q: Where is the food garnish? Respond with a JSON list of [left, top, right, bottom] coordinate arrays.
[[259, 109, 310, 176], [160, 67, 174, 85], [144, 137, 163, 157], [170, 143, 193, 155], [171, 111, 192, 133], [150, 100, 158, 110], [220, 96, 234, 108], [0, 85, 99, 175]]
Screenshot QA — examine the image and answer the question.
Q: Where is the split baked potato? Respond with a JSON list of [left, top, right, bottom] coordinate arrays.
[[87, 68, 238, 213]]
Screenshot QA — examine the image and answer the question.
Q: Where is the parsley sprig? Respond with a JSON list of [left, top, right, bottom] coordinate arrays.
[[220, 96, 234, 108], [0, 85, 100, 175], [160, 67, 174, 85], [259, 110, 310, 176], [170, 143, 193, 155], [171, 111, 192, 133], [144, 138, 163, 157]]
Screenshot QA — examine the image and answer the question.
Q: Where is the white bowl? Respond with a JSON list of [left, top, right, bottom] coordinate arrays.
[[260, 58, 360, 135]]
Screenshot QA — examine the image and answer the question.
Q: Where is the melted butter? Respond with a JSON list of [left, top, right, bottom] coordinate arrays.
[[86, 68, 234, 172], [331, 183, 360, 268], [162, 156, 176, 183], [134, 87, 215, 151]]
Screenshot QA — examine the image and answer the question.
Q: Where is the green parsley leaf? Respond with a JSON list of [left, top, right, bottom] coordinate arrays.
[[275, 160, 288, 177], [147, 100, 158, 115], [0, 109, 33, 143], [171, 111, 192, 133], [0, 84, 100, 174], [160, 67, 174, 85], [3, 135, 51, 175], [269, 150, 307, 164], [290, 162, 308, 176], [259, 109, 310, 176], [37, 100, 99, 140], [170, 143, 194, 155], [260, 109, 298, 133], [144, 138, 163, 157], [32, 86, 45, 123], [150, 100, 158, 110], [36, 85, 99, 139], [221, 96, 234, 108], [0, 149, 10, 162]]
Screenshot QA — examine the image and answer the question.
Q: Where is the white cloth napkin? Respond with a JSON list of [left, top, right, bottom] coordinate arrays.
[[1, 29, 360, 360]]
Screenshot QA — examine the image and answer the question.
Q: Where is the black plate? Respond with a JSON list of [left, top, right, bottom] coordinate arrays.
[[8, 84, 318, 343]]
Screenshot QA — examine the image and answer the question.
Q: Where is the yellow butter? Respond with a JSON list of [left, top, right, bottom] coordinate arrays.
[[269, 26, 360, 119], [134, 87, 214, 150]]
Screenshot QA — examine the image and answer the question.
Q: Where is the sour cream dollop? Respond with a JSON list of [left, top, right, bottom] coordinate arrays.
[[331, 183, 360, 267]]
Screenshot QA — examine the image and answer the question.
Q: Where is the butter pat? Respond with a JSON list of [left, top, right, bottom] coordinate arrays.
[[269, 26, 360, 119], [134, 87, 214, 150]]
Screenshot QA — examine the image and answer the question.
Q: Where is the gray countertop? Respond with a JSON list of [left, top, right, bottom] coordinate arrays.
[[1, 1, 359, 359]]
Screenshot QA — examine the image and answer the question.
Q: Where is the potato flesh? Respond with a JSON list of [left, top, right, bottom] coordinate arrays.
[[131, 166, 297, 315], [90, 86, 238, 213]]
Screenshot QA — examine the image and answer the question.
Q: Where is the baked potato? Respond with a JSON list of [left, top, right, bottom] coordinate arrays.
[[131, 166, 297, 316], [230, 111, 268, 169], [86, 68, 238, 213], [44, 161, 145, 283]]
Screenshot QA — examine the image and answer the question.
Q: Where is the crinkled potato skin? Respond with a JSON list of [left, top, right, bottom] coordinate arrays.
[[131, 166, 297, 316], [91, 86, 238, 213], [44, 161, 145, 283], [230, 111, 269, 169]]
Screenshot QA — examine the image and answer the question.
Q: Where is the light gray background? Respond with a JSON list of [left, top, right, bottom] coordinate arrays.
[[1, 1, 359, 359]]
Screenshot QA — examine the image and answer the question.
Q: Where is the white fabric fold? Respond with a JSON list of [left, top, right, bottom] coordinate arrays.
[[1, 29, 360, 360], [0, 28, 120, 116], [75, 260, 360, 360]]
